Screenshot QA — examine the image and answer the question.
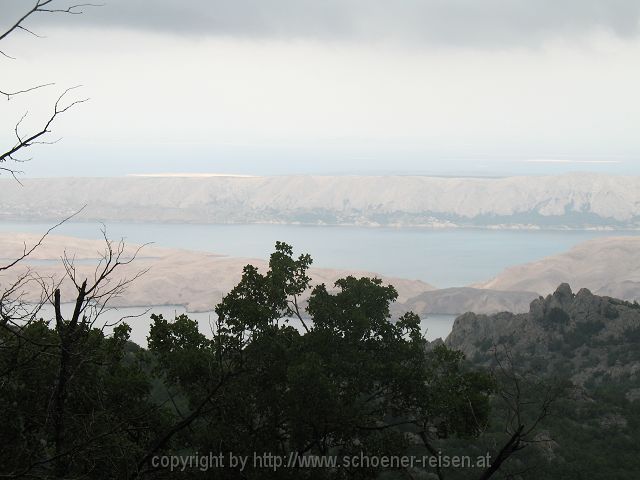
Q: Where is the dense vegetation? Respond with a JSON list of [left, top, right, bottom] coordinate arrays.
[[3, 242, 640, 479], [9, 232, 640, 480], [462, 288, 640, 479], [1, 242, 508, 479]]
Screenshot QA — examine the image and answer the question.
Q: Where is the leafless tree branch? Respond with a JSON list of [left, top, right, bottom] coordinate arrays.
[[474, 346, 567, 480], [0, 208, 85, 273], [0, 86, 88, 177], [0, 50, 16, 60], [0, 82, 55, 101], [0, 1, 101, 43], [1, 1, 100, 179]]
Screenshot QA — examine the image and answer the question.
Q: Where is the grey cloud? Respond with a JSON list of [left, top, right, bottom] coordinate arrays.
[[8, 0, 640, 47]]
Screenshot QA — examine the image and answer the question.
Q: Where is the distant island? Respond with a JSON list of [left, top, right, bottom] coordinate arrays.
[[2, 173, 640, 229]]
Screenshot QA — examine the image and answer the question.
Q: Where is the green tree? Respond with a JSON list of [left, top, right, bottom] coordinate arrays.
[[144, 242, 495, 479]]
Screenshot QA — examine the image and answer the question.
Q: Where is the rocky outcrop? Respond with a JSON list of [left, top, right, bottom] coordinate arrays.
[[446, 283, 640, 385], [444, 285, 640, 475]]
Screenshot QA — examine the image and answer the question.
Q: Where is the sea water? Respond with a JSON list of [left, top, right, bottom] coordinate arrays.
[[0, 221, 635, 287]]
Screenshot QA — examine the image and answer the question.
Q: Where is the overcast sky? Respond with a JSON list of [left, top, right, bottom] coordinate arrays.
[[1, 0, 640, 176]]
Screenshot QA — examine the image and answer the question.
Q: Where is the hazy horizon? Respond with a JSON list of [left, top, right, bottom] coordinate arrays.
[[6, 159, 640, 178], [2, 0, 640, 178]]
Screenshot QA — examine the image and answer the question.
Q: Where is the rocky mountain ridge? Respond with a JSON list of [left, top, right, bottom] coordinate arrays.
[[2, 173, 640, 228], [443, 285, 640, 479], [446, 283, 640, 386]]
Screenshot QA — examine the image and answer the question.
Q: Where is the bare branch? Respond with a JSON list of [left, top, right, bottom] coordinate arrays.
[[288, 293, 310, 333], [474, 346, 568, 480], [16, 24, 46, 39], [0, 50, 16, 60], [0, 82, 54, 101], [1, 1, 100, 178], [53, 229, 151, 333], [0, 86, 88, 172], [0, 1, 102, 43], [0, 1, 46, 43], [0, 207, 85, 273], [37, 3, 105, 15]]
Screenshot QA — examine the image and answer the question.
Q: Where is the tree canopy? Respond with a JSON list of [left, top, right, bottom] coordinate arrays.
[[1, 242, 502, 479]]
